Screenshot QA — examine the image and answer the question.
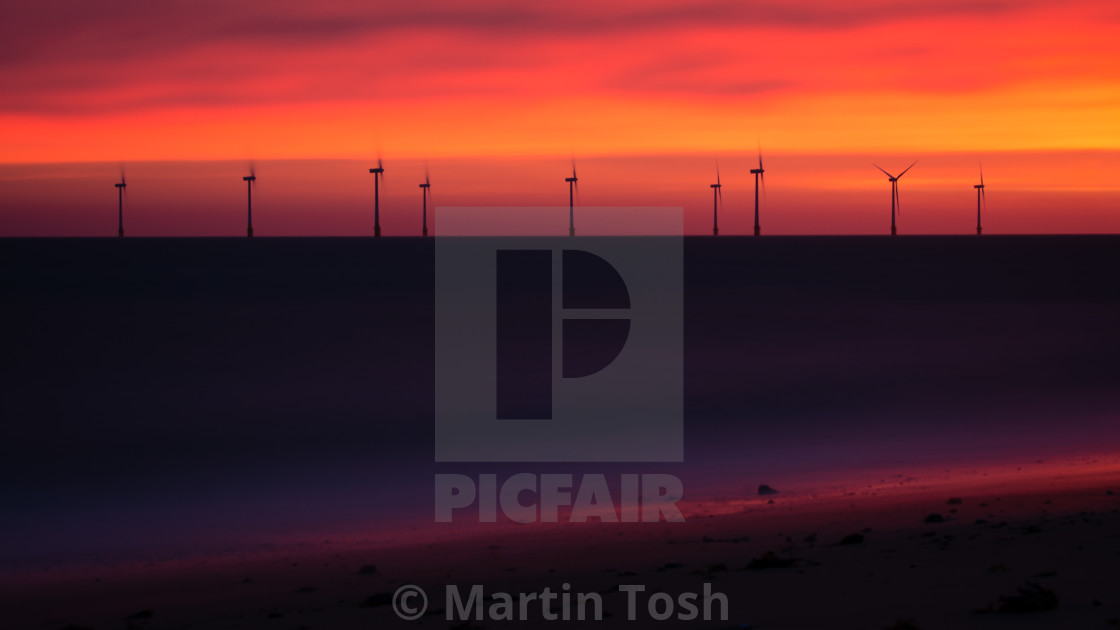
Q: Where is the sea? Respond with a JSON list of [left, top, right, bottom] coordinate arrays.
[[2, 235, 1117, 568]]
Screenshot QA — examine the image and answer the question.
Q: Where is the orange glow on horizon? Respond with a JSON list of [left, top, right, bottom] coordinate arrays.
[[2, 151, 1117, 236], [1, 0, 1117, 234]]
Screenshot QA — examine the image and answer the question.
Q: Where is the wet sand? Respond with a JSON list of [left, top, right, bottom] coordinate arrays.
[[6, 453, 1119, 630]]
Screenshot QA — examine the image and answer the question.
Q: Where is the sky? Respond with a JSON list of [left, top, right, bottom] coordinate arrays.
[[1, 0, 1118, 235]]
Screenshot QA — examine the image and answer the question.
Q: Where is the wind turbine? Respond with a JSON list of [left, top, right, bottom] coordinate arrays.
[[873, 161, 917, 236], [114, 172, 127, 237], [710, 166, 722, 236], [369, 159, 384, 237], [243, 165, 256, 238], [566, 161, 578, 236], [419, 170, 431, 236], [974, 165, 986, 235], [750, 151, 765, 236]]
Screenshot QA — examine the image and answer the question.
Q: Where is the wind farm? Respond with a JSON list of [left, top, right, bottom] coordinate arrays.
[[77, 154, 1035, 237]]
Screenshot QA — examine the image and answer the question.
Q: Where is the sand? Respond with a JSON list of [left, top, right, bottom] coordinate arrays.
[[5, 453, 1119, 630]]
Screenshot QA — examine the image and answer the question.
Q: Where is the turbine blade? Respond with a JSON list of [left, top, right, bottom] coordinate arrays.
[[716, 164, 721, 187], [894, 184, 901, 217], [980, 162, 984, 187], [897, 160, 918, 179], [981, 187, 986, 207], [718, 186, 723, 205], [874, 164, 894, 178]]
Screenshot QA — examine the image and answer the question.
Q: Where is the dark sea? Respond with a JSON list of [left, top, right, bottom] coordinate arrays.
[[2, 236, 1118, 567]]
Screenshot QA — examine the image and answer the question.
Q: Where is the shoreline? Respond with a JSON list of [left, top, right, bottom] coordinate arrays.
[[5, 452, 1119, 628]]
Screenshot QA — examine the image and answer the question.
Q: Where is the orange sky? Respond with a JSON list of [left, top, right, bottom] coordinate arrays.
[[1, 0, 1118, 234]]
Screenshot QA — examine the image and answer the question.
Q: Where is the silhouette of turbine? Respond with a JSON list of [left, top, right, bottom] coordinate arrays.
[[114, 172, 127, 238], [874, 161, 917, 236], [974, 165, 986, 236], [566, 161, 579, 236], [420, 170, 431, 237], [243, 165, 256, 238], [750, 151, 765, 236], [369, 159, 384, 237], [710, 166, 722, 236]]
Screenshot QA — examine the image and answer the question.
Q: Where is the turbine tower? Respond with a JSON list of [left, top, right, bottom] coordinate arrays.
[[566, 162, 578, 236], [750, 151, 765, 236], [114, 173, 127, 238], [873, 161, 917, 236], [369, 159, 384, 237], [710, 167, 722, 236], [243, 166, 256, 238], [420, 171, 431, 237], [974, 165, 986, 235]]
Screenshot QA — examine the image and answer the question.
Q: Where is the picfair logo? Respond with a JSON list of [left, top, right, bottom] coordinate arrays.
[[497, 249, 632, 419], [434, 207, 683, 463]]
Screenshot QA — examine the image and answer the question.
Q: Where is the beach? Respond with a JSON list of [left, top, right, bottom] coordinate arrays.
[[4, 453, 1119, 629]]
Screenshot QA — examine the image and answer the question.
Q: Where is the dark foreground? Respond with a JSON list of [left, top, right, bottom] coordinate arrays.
[[1, 235, 1118, 628]]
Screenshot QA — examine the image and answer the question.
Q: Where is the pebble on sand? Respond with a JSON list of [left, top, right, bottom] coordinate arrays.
[[745, 551, 802, 570], [981, 582, 1059, 614]]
